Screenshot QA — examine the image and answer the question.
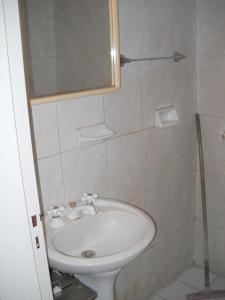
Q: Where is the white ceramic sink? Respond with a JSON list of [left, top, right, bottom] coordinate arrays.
[[46, 198, 156, 300]]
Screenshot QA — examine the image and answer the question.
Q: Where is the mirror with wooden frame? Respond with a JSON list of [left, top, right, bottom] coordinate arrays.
[[19, 0, 120, 105]]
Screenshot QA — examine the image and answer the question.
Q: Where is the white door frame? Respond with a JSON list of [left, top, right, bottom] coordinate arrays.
[[0, 0, 53, 299]]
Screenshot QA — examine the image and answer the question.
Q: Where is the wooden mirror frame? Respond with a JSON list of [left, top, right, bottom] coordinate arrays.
[[20, 0, 120, 106]]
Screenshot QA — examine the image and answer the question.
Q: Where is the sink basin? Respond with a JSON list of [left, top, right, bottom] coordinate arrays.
[[46, 198, 156, 300]]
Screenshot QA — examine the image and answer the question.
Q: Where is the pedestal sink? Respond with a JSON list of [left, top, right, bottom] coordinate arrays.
[[46, 199, 156, 300]]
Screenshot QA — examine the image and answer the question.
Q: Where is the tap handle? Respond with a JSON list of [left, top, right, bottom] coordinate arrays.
[[47, 206, 64, 218], [81, 193, 98, 204]]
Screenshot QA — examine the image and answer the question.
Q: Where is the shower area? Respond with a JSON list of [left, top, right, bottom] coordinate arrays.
[[18, 0, 225, 299]]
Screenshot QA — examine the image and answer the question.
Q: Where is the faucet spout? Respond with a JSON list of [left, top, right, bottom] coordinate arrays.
[[67, 204, 97, 220]]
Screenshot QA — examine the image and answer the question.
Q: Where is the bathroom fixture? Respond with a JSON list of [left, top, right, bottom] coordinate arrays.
[[154, 106, 179, 128], [47, 206, 65, 229], [46, 198, 156, 300], [76, 123, 116, 148], [120, 52, 185, 67], [67, 193, 98, 219], [19, 0, 120, 106], [81, 193, 98, 204], [186, 114, 225, 300], [67, 204, 97, 220], [67, 193, 98, 220]]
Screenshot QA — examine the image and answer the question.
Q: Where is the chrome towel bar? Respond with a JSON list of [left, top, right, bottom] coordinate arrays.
[[120, 52, 185, 67]]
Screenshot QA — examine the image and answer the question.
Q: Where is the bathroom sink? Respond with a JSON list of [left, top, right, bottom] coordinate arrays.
[[46, 198, 156, 300]]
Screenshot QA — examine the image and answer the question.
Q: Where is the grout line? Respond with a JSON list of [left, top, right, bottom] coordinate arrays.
[[206, 170, 225, 179], [55, 103, 66, 203], [105, 141, 110, 197], [197, 54, 225, 58], [176, 266, 223, 292], [177, 278, 201, 291], [149, 266, 225, 300], [102, 96, 110, 197], [144, 168, 197, 195], [36, 113, 197, 161], [199, 113, 225, 120], [211, 274, 220, 285], [136, 0, 141, 59]]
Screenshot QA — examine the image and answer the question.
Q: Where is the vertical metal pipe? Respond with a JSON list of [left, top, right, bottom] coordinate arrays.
[[196, 114, 210, 288]]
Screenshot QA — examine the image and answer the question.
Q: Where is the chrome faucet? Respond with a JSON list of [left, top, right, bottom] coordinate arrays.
[[67, 193, 98, 220]]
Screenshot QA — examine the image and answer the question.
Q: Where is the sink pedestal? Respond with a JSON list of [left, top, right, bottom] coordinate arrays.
[[77, 268, 121, 300]]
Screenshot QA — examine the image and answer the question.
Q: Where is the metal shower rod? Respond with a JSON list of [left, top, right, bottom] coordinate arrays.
[[120, 52, 186, 67]]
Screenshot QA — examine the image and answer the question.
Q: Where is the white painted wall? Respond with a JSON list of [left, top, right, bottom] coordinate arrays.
[[31, 0, 197, 299]]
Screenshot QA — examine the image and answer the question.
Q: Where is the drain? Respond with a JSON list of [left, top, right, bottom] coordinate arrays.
[[81, 250, 96, 258]]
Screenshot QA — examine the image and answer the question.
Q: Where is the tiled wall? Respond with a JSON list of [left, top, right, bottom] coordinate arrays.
[[22, 0, 111, 97], [22, 0, 57, 97], [31, 0, 197, 299], [195, 0, 225, 277], [54, 0, 112, 92]]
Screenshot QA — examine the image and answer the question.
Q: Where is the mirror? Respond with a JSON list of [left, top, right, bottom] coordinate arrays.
[[19, 0, 120, 105]]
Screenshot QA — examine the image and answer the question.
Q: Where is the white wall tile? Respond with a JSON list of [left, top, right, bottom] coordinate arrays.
[[201, 116, 225, 176], [146, 225, 193, 297], [177, 265, 217, 290], [194, 171, 202, 220], [172, 117, 196, 178], [211, 276, 225, 289], [172, 0, 196, 56], [194, 220, 215, 270], [56, 55, 111, 93], [117, 254, 147, 300], [197, 0, 225, 279], [144, 186, 172, 242], [54, 0, 110, 56], [27, 17, 56, 58], [37, 154, 65, 211], [198, 57, 225, 118], [107, 132, 144, 202], [25, 0, 54, 17], [214, 226, 225, 276], [143, 118, 196, 193], [168, 224, 194, 276], [119, 0, 139, 57], [56, 96, 104, 151], [61, 143, 108, 202], [130, 197, 145, 211], [172, 58, 197, 119], [205, 172, 225, 229], [145, 172, 195, 242], [158, 280, 197, 300], [104, 64, 142, 136], [138, 0, 173, 57], [141, 59, 196, 130], [117, 236, 172, 300], [31, 57, 57, 97], [143, 126, 176, 192], [198, 0, 225, 56], [141, 61, 173, 129], [31, 103, 60, 159]]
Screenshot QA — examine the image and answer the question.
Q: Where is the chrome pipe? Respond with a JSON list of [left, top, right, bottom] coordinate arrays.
[[120, 52, 186, 67], [196, 113, 210, 288]]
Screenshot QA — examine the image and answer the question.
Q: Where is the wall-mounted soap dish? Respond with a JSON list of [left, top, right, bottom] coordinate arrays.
[[76, 123, 116, 148], [154, 106, 179, 128]]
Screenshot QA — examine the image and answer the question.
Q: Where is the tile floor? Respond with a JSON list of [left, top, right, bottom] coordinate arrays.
[[149, 266, 225, 300]]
